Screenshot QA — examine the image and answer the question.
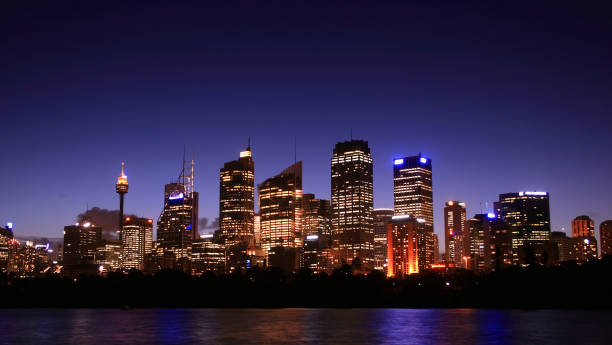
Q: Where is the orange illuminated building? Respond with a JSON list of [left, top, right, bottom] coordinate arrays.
[[386, 215, 420, 278]]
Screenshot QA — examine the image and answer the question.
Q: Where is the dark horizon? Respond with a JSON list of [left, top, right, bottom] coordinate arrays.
[[2, 1, 611, 243]]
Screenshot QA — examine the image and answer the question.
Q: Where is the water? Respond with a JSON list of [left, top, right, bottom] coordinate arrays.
[[1, 309, 611, 345]]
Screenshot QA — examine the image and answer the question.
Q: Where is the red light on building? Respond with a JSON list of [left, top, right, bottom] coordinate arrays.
[[431, 263, 446, 269]]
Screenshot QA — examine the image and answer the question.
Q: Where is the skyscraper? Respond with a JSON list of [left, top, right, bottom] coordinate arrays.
[[444, 201, 466, 267], [156, 158, 199, 271], [259, 161, 303, 270], [495, 191, 550, 265], [0, 223, 14, 274], [121, 217, 153, 270], [489, 217, 513, 270], [219, 145, 255, 248], [191, 234, 225, 275], [393, 154, 433, 226], [62, 217, 102, 276], [373, 208, 394, 272], [115, 162, 128, 240], [466, 214, 493, 272], [571, 215, 595, 237], [386, 215, 421, 277], [302, 193, 331, 238], [331, 140, 374, 269], [601, 220, 612, 256]]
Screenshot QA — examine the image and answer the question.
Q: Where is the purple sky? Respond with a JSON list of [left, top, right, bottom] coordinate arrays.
[[1, 1, 611, 244]]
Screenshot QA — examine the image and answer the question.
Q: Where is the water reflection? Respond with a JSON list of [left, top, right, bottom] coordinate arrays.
[[1, 309, 611, 345]]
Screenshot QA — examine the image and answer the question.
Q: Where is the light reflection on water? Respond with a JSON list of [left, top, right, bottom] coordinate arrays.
[[1, 309, 611, 345]]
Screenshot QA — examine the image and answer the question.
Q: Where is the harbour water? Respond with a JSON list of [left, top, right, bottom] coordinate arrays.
[[1, 309, 611, 344]]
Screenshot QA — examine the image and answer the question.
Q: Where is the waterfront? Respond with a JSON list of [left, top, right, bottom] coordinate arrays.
[[1, 309, 611, 344]]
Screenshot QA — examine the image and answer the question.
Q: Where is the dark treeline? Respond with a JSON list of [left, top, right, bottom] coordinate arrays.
[[2, 257, 612, 309]]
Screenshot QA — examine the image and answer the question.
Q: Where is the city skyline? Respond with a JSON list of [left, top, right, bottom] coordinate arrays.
[[2, 1, 611, 246]]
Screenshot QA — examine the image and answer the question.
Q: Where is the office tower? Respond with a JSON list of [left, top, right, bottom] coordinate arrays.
[[121, 217, 154, 270], [157, 158, 199, 271], [116, 162, 128, 240], [219, 145, 255, 247], [570, 237, 598, 262], [495, 191, 551, 265], [191, 234, 225, 275], [433, 234, 440, 262], [303, 233, 333, 273], [95, 240, 121, 273], [373, 208, 394, 272], [259, 161, 303, 270], [466, 214, 492, 272], [386, 215, 421, 277], [331, 140, 374, 269], [444, 201, 466, 267], [572, 215, 595, 237], [550, 231, 572, 263], [254, 214, 261, 247], [62, 217, 102, 276], [302, 193, 331, 238], [393, 154, 433, 225], [0, 223, 14, 274], [601, 220, 612, 256], [489, 217, 513, 270]]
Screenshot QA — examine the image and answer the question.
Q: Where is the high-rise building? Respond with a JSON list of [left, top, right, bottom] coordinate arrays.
[[219, 145, 255, 248], [466, 214, 493, 272], [489, 217, 513, 270], [386, 215, 421, 277], [157, 158, 199, 271], [95, 240, 122, 273], [444, 201, 466, 267], [303, 233, 332, 273], [601, 220, 612, 256], [191, 234, 225, 275], [373, 208, 394, 272], [495, 191, 550, 265], [331, 140, 374, 269], [550, 231, 572, 263], [572, 215, 595, 238], [116, 162, 128, 240], [0, 223, 15, 274], [62, 217, 102, 276], [259, 161, 303, 270], [302, 193, 331, 238], [393, 154, 433, 226], [121, 217, 153, 270]]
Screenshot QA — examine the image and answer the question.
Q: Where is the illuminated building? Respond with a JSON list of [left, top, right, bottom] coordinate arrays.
[[550, 231, 573, 263], [191, 234, 225, 275], [219, 145, 255, 248], [433, 234, 440, 262], [259, 161, 303, 270], [121, 217, 153, 270], [0, 223, 14, 273], [373, 208, 394, 273], [303, 233, 332, 273], [571, 215, 595, 237], [116, 162, 128, 240], [601, 220, 612, 256], [254, 214, 261, 247], [95, 240, 122, 273], [62, 217, 102, 276], [489, 218, 513, 270], [331, 140, 374, 269], [444, 201, 466, 267], [393, 154, 433, 226], [302, 193, 331, 238], [495, 191, 550, 265], [156, 158, 199, 272], [386, 215, 421, 277], [466, 214, 492, 272]]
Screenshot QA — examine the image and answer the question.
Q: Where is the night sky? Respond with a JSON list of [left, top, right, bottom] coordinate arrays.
[[2, 1, 611, 244]]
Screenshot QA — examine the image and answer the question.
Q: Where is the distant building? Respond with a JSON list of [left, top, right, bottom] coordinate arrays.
[[303, 233, 332, 273], [157, 159, 198, 272], [302, 193, 331, 238], [495, 191, 550, 265], [444, 201, 466, 267], [466, 214, 493, 272], [191, 235, 225, 275], [121, 217, 153, 270], [62, 218, 102, 276], [393, 154, 433, 226], [331, 140, 374, 269], [489, 218, 513, 270], [572, 215, 595, 238], [0, 223, 14, 273], [96, 240, 121, 273], [259, 161, 303, 271], [570, 236, 598, 262], [373, 208, 394, 273], [386, 215, 421, 277], [601, 220, 612, 256], [219, 145, 255, 268], [550, 231, 572, 263]]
